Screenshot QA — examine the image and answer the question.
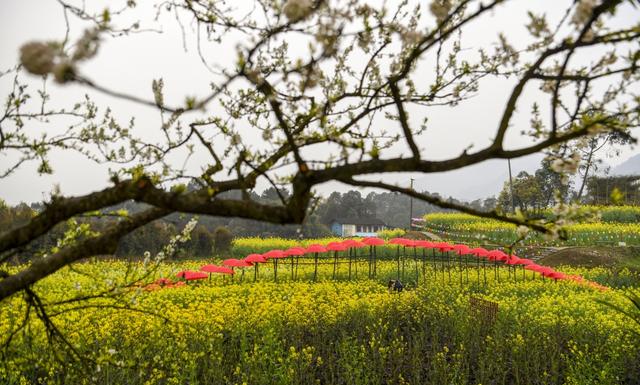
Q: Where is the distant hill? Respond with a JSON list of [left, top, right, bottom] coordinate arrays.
[[611, 153, 640, 176]]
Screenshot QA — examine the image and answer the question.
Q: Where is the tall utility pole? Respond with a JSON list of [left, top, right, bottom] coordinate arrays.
[[508, 159, 515, 213], [409, 178, 414, 230]]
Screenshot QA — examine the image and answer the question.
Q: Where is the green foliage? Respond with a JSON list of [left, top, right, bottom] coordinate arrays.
[[213, 226, 233, 255], [180, 225, 213, 257], [377, 228, 406, 239]]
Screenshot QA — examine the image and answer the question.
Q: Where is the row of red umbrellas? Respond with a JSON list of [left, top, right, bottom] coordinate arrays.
[[164, 237, 605, 290]]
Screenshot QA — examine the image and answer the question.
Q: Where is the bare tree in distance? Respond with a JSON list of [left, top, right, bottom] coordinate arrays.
[[0, 0, 639, 302]]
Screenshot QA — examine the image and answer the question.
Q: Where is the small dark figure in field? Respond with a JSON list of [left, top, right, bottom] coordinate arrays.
[[387, 279, 404, 293]]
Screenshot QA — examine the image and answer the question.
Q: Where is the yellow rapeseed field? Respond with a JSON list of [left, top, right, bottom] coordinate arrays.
[[1, 260, 639, 385]]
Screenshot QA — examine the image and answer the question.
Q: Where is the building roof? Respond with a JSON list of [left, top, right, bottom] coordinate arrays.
[[331, 217, 386, 226]]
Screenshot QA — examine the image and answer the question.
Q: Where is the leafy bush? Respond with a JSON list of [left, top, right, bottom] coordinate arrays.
[[377, 228, 406, 239], [213, 226, 234, 255]]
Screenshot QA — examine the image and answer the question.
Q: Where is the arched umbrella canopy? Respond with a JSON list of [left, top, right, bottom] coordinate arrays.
[[505, 255, 522, 265], [341, 239, 359, 248], [415, 240, 435, 248], [526, 265, 553, 275], [305, 244, 327, 253], [361, 237, 385, 246], [517, 258, 535, 265], [452, 244, 471, 255], [186, 271, 209, 280], [200, 265, 235, 274], [487, 250, 508, 261], [284, 247, 306, 256], [245, 254, 266, 264], [175, 271, 189, 279], [264, 249, 287, 259], [544, 271, 565, 280], [223, 259, 253, 268], [177, 270, 210, 280], [403, 239, 418, 247], [524, 264, 543, 272], [350, 240, 367, 248], [469, 247, 489, 257], [326, 242, 348, 251], [389, 238, 409, 246], [434, 242, 454, 251]]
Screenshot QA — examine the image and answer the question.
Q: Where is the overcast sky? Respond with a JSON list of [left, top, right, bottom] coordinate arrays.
[[0, 0, 638, 205]]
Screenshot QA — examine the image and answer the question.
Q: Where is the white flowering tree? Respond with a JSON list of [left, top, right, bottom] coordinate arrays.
[[1, 0, 639, 302]]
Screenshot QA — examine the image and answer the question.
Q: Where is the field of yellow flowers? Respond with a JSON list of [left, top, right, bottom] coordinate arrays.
[[1, 259, 639, 385], [422, 211, 640, 246]]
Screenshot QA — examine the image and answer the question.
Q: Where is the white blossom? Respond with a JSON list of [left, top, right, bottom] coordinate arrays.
[[430, 0, 453, 23], [283, 0, 313, 22], [571, 0, 597, 27], [516, 225, 530, 238], [20, 42, 55, 75], [550, 152, 581, 174], [402, 31, 423, 46]]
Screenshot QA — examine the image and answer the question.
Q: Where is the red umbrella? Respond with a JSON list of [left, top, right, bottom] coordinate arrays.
[[285, 247, 306, 256], [223, 259, 251, 282], [326, 242, 348, 251], [200, 265, 234, 274], [415, 240, 435, 248], [305, 244, 327, 253], [486, 250, 508, 282], [405, 239, 419, 247], [487, 250, 508, 261], [223, 259, 252, 267], [264, 249, 286, 259], [388, 238, 410, 280], [245, 253, 266, 281], [524, 264, 543, 272], [263, 249, 287, 282], [543, 270, 565, 280], [326, 242, 348, 279], [285, 247, 306, 280], [305, 244, 327, 281], [505, 255, 522, 265], [361, 237, 385, 278], [340, 240, 365, 279], [469, 248, 489, 285], [186, 271, 209, 280], [528, 265, 554, 280], [361, 237, 385, 246], [536, 266, 555, 274], [177, 270, 210, 281], [469, 247, 489, 257], [434, 242, 454, 251], [452, 244, 471, 255], [389, 237, 409, 245], [245, 253, 266, 263], [341, 239, 359, 248]]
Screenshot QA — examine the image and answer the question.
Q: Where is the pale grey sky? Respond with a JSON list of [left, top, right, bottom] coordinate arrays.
[[0, 0, 637, 205]]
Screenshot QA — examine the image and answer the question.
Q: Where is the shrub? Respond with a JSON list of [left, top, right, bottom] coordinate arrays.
[[213, 226, 234, 255]]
